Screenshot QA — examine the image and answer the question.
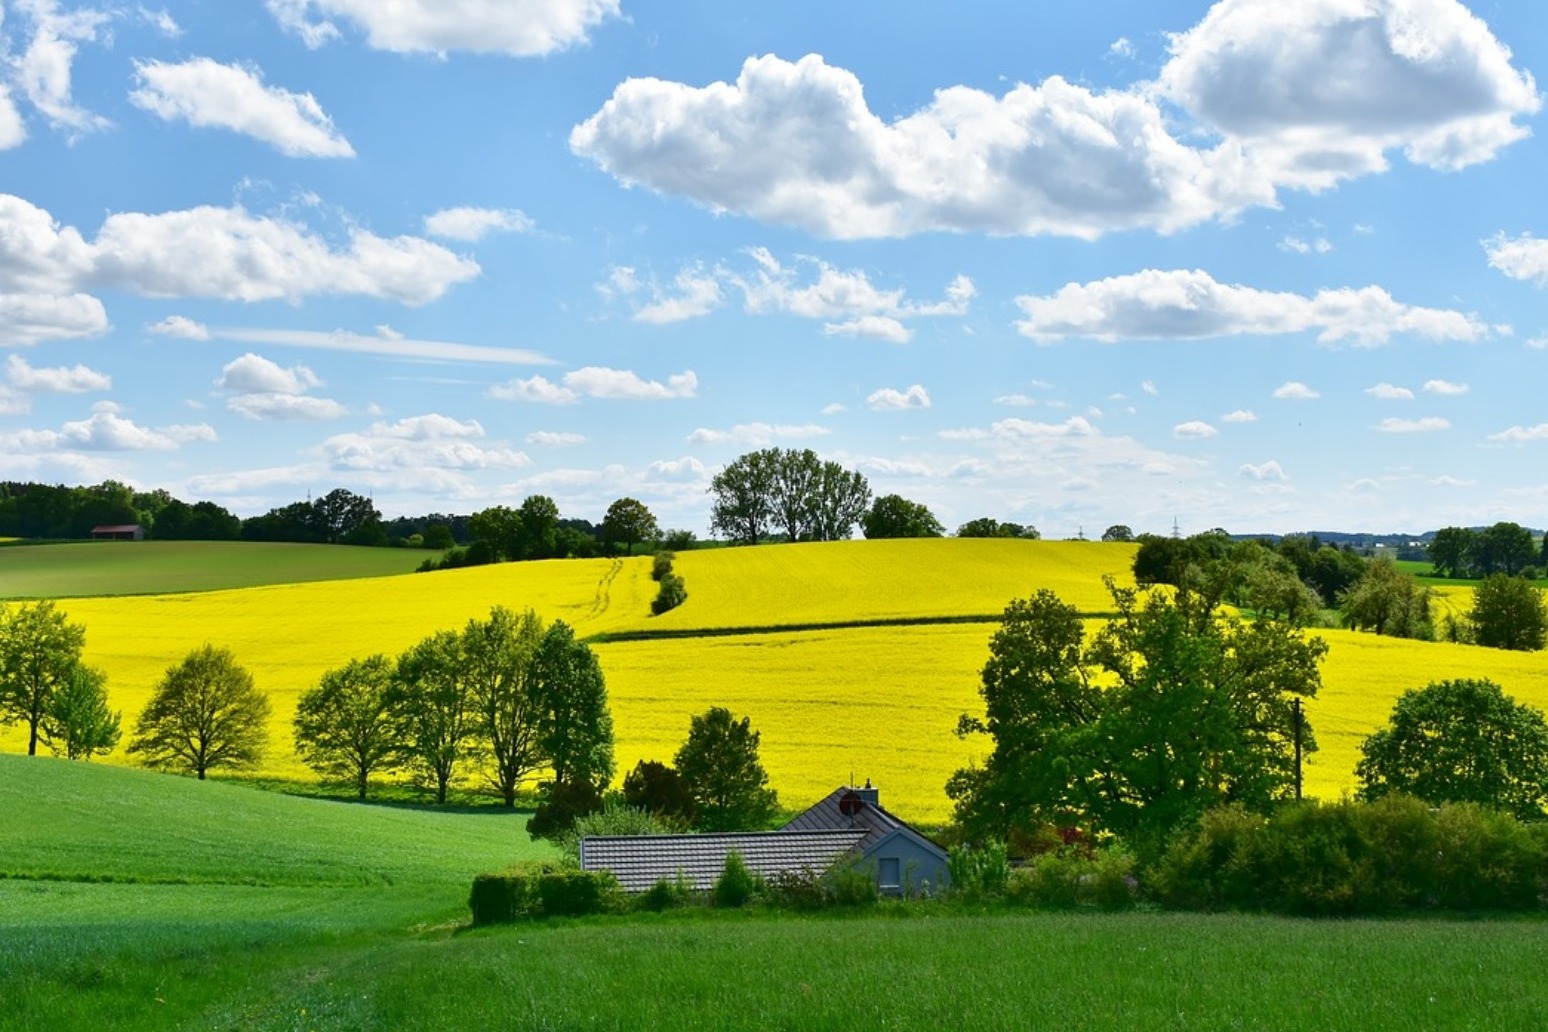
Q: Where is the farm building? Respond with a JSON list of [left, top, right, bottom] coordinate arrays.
[[90, 524, 144, 541], [580, 783, 949, 896]]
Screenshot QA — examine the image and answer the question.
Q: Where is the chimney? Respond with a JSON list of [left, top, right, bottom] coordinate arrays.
[[856, 778, 879, 808]]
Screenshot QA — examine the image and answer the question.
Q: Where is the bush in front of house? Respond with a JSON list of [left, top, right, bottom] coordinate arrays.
[[712, 850, 760, 908], [468, 861, 620, 924]]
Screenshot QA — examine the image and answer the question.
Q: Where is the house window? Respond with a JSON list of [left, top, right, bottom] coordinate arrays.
[[877, 857, 901, 890]]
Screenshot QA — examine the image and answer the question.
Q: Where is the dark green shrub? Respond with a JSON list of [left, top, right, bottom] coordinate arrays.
[[468, 861, 619, 923], [526, 780, 605, 840], [1151, 804, 1268, 910], [1155, 797, 1548, 915], [652, 573, 687, 615], [621, 760, 696, 826], [537, 867, 616, 916], [636, 873, 696, 912], [1431, 803, 1545, 910], [651, 550, 675, 582], [712, 850, 759, 908]]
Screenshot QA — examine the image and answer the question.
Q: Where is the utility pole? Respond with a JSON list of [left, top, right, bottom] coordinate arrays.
[[1291, 698, 1304, 801]]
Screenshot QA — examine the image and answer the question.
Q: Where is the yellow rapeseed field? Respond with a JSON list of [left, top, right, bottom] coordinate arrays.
[[7, 539, 1548, 824], [655, 538, 1135, 629]]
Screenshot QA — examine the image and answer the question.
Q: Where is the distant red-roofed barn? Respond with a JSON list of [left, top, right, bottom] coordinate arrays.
[[90, 525, 144, 541]]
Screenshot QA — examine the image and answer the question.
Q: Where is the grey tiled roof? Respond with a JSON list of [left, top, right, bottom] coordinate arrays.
[[581, 829, 866, 893], [780, 786, 910, 852]]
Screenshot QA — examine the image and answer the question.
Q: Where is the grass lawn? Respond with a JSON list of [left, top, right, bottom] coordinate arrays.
[[0, 541, 438, 599], [5, 755, 1548, 1030]]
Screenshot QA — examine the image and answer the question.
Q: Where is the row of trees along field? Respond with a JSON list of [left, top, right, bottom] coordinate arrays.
[[0, 598, 787, 839], [1133, 528, 1548, 651]]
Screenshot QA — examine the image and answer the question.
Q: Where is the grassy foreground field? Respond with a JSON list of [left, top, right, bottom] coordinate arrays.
[[5, 539, 1548, 821], [6, 756, 1548, 1031], [0, 541, 437, 598]]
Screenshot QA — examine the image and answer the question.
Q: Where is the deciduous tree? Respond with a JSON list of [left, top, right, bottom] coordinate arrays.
[[674, 707, 779, 831], [1469, 574, 1548, 651], [1339, 557, 1433, 639], [709, 450, 777, 545], [950, 580, 1325, 858], [391, 629, 479, 803], [532, 620, 614, 792], [602, 497, 658, 556], [293, 654, 402, 798], [1357, 679, 1548, 820], [127, 645, 269, 779], [462, 607, 547, 807], [862, 494, 944, 539], [0, 600, 88, 756], [40, 664, 120, 760]]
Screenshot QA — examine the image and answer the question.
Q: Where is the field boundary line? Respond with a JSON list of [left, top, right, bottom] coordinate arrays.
[[584, 611, 1120, 644]]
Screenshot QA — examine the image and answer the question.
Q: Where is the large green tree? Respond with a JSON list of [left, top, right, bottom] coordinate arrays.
[[462, 607, 547, 807], [709, 450, 777, 545], [674, 707, 780, 831], [0, 600, 88, 756], [1427, 526, 1475, 579], [949, 580, 1325, 857], [40, 664, 120, 760], [532, 620, 614, 792], [1469, 574, 1548, 651], [601, 497, 658, 556], [1357, 679, 1548, 820], [1339, 557, 1433, 639], [127, 645, 269, 779], [862, 494, 944, 539], [391, 629, 479, 803], [1474, 521, 1537, 577], [293, 654, 402, 798]]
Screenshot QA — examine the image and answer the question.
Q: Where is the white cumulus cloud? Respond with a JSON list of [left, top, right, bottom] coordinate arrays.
[[1159, 0, 1540, 183], [1274, 381, 1320, 400], [147, 315, 210, 340], [267, 0, 621, 56], [1365, 382, 1414, 400], [1014, 268, 1486, 345], [573, 7, 1536, 240], [527, 430, 585, 447], [687, 423, 829, 447], [423, 207, 535, 241], [217, 353, 321, 395], [1221, 409, 1258, 423], [321, 414, 529, 472], [1423, 379, 1470, 395], [490, 367, 697, 403], [1174, 420, 1218, 439], [867, 384, 931, 411], [1489, 424, 1548, 443], [1484, 233, 1548, 285], [1376, 417, 1450, 433], [1240, 460, 1288, 481], [5, 353, 109, 392], [130, 59, 354, 158]]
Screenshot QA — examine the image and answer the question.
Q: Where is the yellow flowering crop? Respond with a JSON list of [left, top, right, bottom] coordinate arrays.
[[655, 539, 1137, 630], [9, 539, 1548, 825]]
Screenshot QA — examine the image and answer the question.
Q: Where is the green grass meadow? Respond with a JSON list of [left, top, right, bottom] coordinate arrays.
[[5, 756, 1548, 1030], [0, 541, 437, 599]]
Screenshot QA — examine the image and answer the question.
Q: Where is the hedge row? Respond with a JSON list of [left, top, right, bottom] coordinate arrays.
[[468, 861, 619, 924], [1153, 795, 1547, 915]]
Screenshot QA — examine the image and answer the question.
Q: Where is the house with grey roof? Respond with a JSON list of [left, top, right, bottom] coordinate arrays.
[[580, 782, 949, 897]]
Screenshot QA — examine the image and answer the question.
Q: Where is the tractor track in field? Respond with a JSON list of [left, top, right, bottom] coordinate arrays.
[[588, 558, 624, 618]]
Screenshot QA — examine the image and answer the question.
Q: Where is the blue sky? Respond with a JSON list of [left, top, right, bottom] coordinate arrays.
[[1, 1, 1546, 538]]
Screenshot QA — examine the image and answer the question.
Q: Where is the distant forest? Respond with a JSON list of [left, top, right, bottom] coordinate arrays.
[[0, 480, 597, 552]]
